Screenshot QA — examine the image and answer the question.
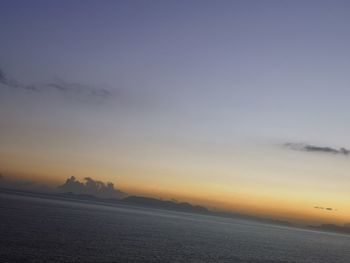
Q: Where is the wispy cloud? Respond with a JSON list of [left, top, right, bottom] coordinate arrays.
[[0, 69, 37, 91], [47, 79, 112, 99], [284, 143, 350, 156], [0, 68, 115, 100], [314, 206, 335, 211]]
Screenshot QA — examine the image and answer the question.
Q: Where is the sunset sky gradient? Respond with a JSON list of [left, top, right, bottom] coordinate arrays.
[[1, 0, 350, 225]]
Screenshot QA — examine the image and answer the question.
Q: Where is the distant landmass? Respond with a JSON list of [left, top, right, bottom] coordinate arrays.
[[43, 191, 294, 227], [307, 224, 350, 235], [0, 187, 292, 227], [1, 186, 349, 236], [123, 196, 209, 213]]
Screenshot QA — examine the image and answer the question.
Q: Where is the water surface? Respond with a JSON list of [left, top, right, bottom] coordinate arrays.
[[0, 192, 349, 262]]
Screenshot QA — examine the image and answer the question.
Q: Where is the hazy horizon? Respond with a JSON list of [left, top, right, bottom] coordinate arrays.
[[1, 0, 350, 227], [0, 168, 348, 227]]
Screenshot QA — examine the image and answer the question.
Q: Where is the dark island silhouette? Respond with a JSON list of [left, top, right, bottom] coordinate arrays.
[[307, 224, 350, 235], [0, 184, 297, 230], [123, 195, 209, 214]]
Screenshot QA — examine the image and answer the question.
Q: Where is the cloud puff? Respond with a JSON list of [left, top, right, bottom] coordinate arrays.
[[284, 143, 350, 156], [0, 68, 115, 99], [0, 174, 127, 199], [58, 176, 127, 199]]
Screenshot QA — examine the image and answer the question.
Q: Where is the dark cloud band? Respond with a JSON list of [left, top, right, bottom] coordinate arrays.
[[0, 68, 113, 99], [284, 143, 350, 156], [314, 206, 335, 211]]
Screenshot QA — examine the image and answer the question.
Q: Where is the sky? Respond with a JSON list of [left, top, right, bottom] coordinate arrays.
[[1, 0, 350, 225]]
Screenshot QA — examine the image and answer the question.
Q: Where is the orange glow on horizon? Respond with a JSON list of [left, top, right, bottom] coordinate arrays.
[[1, 157, 349, 226]]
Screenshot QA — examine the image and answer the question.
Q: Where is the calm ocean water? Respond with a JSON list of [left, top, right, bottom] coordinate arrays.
[[0, 192, 349, 263]]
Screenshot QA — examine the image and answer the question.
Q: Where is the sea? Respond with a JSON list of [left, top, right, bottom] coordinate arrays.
[[0, 191, 349, 263]]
